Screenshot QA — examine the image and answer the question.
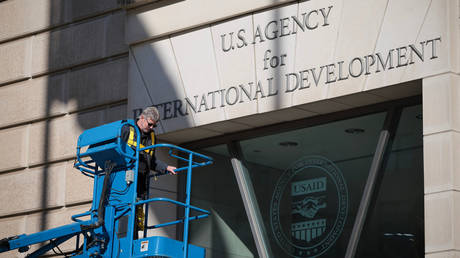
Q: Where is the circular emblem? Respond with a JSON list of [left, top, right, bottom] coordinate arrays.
[[270, 156, 348, 257]]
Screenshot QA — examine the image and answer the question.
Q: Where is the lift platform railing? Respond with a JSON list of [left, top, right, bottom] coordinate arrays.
[[73, 120, 214, 258], [136, 144, 213, 257], [1, 119, 213, 258]]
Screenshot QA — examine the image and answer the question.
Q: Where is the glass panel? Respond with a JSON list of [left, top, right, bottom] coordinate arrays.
[[188, 145, 258, 257], [356, 105, 424, 258], [240, 112, 386, 257]]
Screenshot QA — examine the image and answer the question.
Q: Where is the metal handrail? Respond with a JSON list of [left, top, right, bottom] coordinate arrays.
[[72, 119, 213, 258], [138, 144, 213, 258]]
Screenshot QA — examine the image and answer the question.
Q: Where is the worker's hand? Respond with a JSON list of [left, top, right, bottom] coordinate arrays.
[[166, 166, 177, 175]]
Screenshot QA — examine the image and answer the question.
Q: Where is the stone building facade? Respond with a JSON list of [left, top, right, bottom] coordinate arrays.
[[0, 0, 459, 257]]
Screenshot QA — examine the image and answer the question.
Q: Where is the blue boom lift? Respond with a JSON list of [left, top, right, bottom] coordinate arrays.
[[0, 120, 213, 257]]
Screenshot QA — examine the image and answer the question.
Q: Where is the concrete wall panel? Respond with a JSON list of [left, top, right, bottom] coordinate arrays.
[[32, 18, 106, 75], [423, 72, 460, 255], [0, 75, 66, 128], [0, 0, 120, 43], [0, 37, 32, 84], [0, 126, 28, 172], [67, 57, 128, 112], [424, 131, 460, 194], [0, 0, 65, 42], [423, 73, 460, 135], [66, 0, 119, 21], [65, 160, 93, 205], [106, 11, 129, 56], [0, 163, 66, 217], [28, 110, 105, 166], [106, 103, 128, 122], [425, 191, 460, 253], [0, 216, 26, 258]]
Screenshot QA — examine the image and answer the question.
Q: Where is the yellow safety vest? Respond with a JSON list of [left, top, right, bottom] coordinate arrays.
[[126, 127, 155, 156]]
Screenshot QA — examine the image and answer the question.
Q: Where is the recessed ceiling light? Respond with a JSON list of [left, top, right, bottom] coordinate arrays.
[[278, 141, 299, 147], [345, 128, 365, 134]]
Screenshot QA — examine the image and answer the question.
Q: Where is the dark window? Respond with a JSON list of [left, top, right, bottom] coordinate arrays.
[[185, 100, 423, 258]]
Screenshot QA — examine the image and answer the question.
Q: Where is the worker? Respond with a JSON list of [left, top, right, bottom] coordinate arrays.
[[121, 106, 177, 235], [123, 106, 177, 197]]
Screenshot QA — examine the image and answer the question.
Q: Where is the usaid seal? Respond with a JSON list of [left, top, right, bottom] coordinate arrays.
[[270, 156, 348, 257]]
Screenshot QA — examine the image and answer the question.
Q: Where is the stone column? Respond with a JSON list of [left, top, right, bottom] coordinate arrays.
[[423, 73, 460, 257]]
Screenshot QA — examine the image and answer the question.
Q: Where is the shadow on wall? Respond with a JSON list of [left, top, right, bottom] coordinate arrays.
[[124, 1, 286, 257], [37, 0, 286, 255], [37, 0, 179, 239], [127, 1, 288, 140]]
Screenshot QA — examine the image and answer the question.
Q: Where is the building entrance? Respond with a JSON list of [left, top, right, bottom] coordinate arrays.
[[185, 99, 423, 258]]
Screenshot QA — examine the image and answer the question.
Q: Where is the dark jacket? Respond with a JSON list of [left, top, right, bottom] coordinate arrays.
[[121, 124, 167, 198]]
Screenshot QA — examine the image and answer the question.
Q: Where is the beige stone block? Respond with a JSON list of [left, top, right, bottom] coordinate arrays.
[[424, 131, 460, 193], [66, 0, 119, 21], [170, 27, 226, 126], [211, 15, 257, 120], [0, 215, 26, 258], [423, 73, 460, 135], [0, 37, 32, 84], [105, 11, 128, 56], [0, 0, 66, 42], [0, 126, 28, 172], [28, 110, 105, 166], [32, 30, 70, 75], [425, 191, 460, 253], [67, 58, 128, 112], [0, 75, 66, 127], [0, 216, 26, 240], [32, 17, 105, 75], [126, 0, 293, 44], [0, 164, 66, 216], [65, 161, 93, 205], [145, 189, 177, 239]]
